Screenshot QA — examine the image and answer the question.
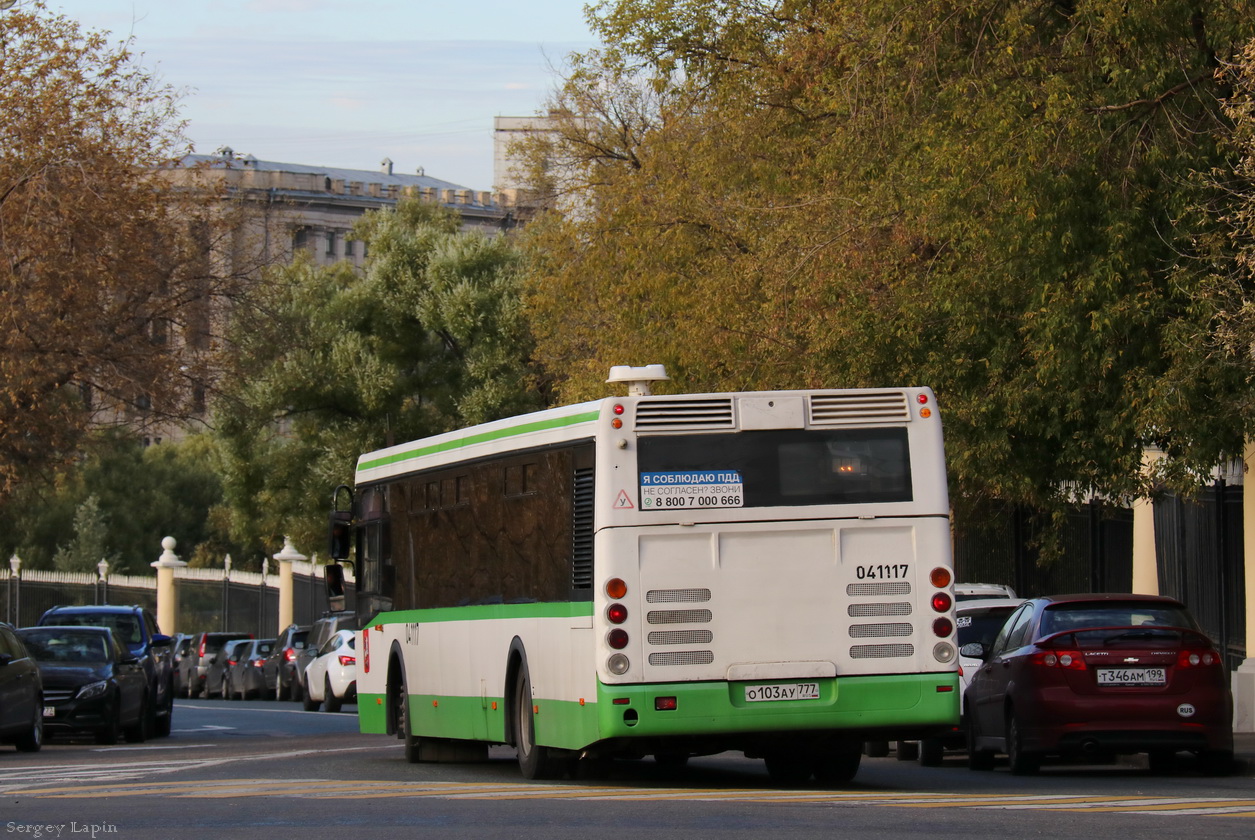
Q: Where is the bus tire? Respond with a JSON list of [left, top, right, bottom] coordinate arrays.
[[813, 741, 862, 786], [514, 664, 563, 780], [764, 752, 814, 786]]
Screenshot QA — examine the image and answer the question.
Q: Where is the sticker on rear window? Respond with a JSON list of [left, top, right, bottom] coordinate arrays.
[[640, 471, 743, 510]]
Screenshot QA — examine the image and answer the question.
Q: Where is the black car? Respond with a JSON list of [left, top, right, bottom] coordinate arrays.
[[16, 626, 149, 745], [36, 605, 174, 737], [0, 622, 42, 752], [205, 638, 253, 699], [182, 631, 253, 698], [263, 625, 309, 700]]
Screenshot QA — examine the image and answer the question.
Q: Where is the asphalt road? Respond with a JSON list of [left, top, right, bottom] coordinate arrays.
[[0, 699, 1251, 839]]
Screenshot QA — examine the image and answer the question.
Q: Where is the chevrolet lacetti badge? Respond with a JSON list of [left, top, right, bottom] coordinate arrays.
[[1124, 657, 1140, 663]]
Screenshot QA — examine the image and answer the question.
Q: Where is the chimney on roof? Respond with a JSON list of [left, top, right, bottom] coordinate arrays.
[[216, 145, 234, 158], [416, 166, 425, 177], [381, 157, 393, 175]]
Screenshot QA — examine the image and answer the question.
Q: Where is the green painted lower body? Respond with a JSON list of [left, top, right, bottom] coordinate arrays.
[[359, 672, 958, 752]]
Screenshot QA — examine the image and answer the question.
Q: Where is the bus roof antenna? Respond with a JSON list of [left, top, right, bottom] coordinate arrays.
[[606, 364, 669, 396]]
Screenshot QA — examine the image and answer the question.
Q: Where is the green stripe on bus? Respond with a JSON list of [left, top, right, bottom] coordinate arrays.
[[357, 410, 601, 473], [367, 601, 593, 625]]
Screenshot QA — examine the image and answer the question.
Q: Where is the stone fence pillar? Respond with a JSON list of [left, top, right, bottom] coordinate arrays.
[[273, 537, 306, 635], [150, 536, 187, 635]]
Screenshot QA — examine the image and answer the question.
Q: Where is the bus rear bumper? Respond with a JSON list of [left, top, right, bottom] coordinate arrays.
[[595, 672, 959, 743]]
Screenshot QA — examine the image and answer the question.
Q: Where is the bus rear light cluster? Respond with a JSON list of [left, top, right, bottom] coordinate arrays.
[[607, 628, 629, 650], [931, 592, 952, 613], [929, 567, 952, 588], [607, 653, 630, 675], [932, 617, 953, 637], [606, 603, 628, 624], [933, 643, 955, 663]]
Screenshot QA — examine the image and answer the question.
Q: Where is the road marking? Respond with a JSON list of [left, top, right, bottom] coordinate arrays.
[[6, 777, 1253, 817]]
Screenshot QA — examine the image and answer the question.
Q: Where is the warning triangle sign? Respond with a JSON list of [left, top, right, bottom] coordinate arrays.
[[614, 490, 635, 509]]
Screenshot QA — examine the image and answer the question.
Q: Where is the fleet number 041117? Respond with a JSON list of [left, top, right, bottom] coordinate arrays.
[[855, 564, 909, 580]]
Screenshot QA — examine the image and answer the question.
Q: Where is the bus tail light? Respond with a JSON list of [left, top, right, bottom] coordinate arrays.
[[931, 592, 952, 612], [929, 567, 952, 588], [932, 617, 953, 637], [607, 629, 629, 650], [606, 603, 628, 624], [605, 578, 628, 598], [933, 642, 956, 662], [607, 654, 629, 675]]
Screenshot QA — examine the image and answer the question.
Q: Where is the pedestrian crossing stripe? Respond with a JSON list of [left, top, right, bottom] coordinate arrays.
[[5, 778, 1254, 816]]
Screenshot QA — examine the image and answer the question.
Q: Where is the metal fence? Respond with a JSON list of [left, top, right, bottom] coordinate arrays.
[[3, 560, 353, 638]]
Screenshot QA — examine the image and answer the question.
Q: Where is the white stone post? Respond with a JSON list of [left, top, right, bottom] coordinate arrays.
[[1233, 440, 1255, 732], [150, 536, 187, 635], [273, 537, 305, 636]]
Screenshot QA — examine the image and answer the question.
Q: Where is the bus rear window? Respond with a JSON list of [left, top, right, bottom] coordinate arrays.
[[637, 428, 912, 508]]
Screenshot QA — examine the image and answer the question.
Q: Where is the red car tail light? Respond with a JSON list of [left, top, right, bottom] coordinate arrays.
[[251, 658, 265, 668], [284, 647, 297, 662], [338, 655, 356, 667], [1031, 650, 1087, 670], [198, 637, 206, 657], [1177, 649, 1220, 668]]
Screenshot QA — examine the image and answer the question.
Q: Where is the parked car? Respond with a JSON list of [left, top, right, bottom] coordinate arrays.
[[225, 639, 275, 700], [292, 611, 356, 703], [0, 622, 43, 752], [205, 639, 253, 699], [302, 629, 356, 712], [182, 632, 253, 698], [906, 597, 1024, 765], [16, 625, 148, 745], [263, 625, 309, 700], [37, 604, 174, 737], [965, 593, 1234, 775], [954, 582, 1017, 601], [170, 634, 194, 697]]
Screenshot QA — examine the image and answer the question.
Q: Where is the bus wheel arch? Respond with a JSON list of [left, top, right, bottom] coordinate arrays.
[[506, 639, 564, 780], [385, 641, 407, 737]]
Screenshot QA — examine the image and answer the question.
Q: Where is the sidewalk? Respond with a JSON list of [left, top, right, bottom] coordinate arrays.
[[1234, 731, 1255, 775]]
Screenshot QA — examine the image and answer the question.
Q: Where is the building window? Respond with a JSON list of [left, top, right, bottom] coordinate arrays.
[[325, 231, 336, 256], [345, 238, 355, 257]]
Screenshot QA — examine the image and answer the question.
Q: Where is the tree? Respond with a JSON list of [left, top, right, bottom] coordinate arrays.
[[0, 429, 234, 574], [212, 199, 543, 557], [522, 1, 1255, 518], [0, 2, 231, 499]]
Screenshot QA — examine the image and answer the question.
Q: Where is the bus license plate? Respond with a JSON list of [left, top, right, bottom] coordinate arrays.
[[744, 683, 820, 702], [1096, 667, 1167, 686]]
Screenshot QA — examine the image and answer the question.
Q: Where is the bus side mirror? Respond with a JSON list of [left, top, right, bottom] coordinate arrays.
[[329, 484, 353, 560], [328, 509, 352, 560], [325, 563, 347, 612]]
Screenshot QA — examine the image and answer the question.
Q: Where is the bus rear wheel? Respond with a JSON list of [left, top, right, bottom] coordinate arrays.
[[514, 665, 563, 780]]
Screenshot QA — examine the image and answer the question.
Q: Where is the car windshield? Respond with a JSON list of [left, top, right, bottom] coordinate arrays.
[[54, 614, 142, 648], [20, 630, 110, 663], [956, 606, 1018, 649], [1040, 602, 1199, 638]]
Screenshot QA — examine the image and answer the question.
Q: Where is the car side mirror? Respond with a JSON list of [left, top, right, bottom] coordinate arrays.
[[0, 652, 12, 667], [959, 642, 986, 659], [151, 634, 172, 647]]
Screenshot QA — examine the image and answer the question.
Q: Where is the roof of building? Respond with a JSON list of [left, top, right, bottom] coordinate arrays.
[[177, 150, 472, 193]]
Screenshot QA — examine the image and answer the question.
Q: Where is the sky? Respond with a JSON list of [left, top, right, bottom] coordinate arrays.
[[42, 0, 599, 191]]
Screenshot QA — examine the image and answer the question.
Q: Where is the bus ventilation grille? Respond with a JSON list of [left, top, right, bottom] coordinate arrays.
[[848, 602, 912, 617], [647, 630, 714, 646], [646, 609, 713, 625], [570, 467, 595, 591], [849, 623, 913, 638], [809, 392, 910, 425], [849, 644, 914, 658], [634, 399, 735, 430], [846, 581, 912, 597], [649, 651, 715, 666], [646, 588, 712, 603]]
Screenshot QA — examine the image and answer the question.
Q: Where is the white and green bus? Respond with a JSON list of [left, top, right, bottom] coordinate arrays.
[[333, 366, 959, 783]]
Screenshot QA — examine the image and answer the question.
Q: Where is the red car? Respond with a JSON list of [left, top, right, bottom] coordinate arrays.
[[964, 593, 1233, 775]]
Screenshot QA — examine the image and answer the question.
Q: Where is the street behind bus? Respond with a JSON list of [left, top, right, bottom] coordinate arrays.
[[0, 698, 1252, 840]]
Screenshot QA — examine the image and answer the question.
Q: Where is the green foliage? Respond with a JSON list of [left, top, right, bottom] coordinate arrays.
[[0, 431, 231, 574], [212, 199, 544, 556], [524, 0, 1255, 520]]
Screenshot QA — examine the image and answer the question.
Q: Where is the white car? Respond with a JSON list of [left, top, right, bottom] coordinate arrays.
[[954, 582, 1017, 601], [302, 629, 357, 712]]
